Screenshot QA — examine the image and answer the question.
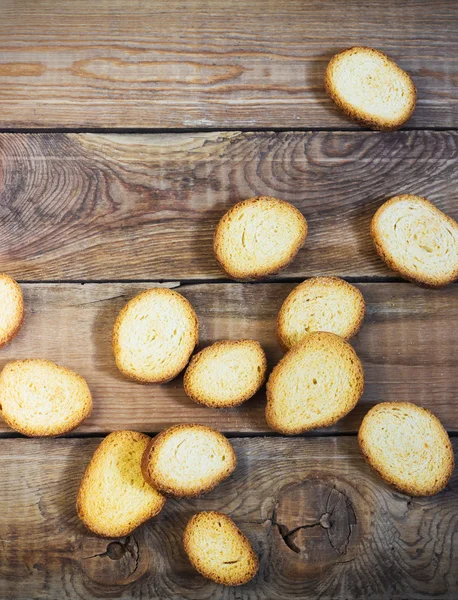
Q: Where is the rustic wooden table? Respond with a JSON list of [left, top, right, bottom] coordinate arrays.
[[0, 1, 457, 598]]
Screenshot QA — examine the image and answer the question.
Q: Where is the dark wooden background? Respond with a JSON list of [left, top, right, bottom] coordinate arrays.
[[0, 1, 457, 599]]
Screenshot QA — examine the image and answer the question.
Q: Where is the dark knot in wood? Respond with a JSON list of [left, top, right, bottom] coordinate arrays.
[[271, 478, 357, 572]]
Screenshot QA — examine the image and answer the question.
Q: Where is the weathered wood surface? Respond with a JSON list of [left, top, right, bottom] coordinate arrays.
[[0, 437, 456, 599], [0, 131, 457, 281], [0, 0, 457, 129], [0, 282, 456, 434]]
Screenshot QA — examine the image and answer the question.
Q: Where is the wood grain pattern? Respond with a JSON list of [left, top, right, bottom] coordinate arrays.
[[0, 436, 456, 599], [1, 131, 457, 281], [0, 281, 456, 434], [0, 0, 457, 129]]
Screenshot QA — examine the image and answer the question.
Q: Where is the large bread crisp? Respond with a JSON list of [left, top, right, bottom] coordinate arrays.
[[213, 197, 307, 280], [266, 332, 364, 434], [141, 424, 236, 498], [184, 511, 258, 586], [358, 402, 454, 496], [277, 276, 365, 350], [113, 287, 199, 383], [77, 430, 166, 537], [325, 47, 416, 130], [371, 194, 458, 287], [0, 273, 24, 348], [183, 340, 267, 408], [0, 359, 92, 436]]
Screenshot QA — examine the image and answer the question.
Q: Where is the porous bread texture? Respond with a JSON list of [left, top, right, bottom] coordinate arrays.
[[277, 276, 365, 350], [141, 424, 236, 498], [0, 273, 24, 348], [358, 402, 454, 496], [213, 196, 308, 280], [112, 287, 199, 383], [183, 340, 267, 408], [266, 332, 364, 434], [371, 194, 458, 287], [0, 359, 92, 437], [184, 511, 258, 586], [77, 430, 166, 537], [325, 46, 416, 130]]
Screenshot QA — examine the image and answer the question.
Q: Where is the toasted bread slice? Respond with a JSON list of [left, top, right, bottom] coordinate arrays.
[[325, 47, 416, 130], [113, 288, 199, 383], [0, 273, 24, 349], [183, 340, 267, 408], [213, 197, 307, 280], [266, 332, 363, 434], [371, 195, 458, 287], [77, 430, 166, 537], [184, 511, 258, 586], [141, 424, 236, 498], [277, 277, 365, 350], [358, 403, 454, 496], [0, 359, 92, 437]]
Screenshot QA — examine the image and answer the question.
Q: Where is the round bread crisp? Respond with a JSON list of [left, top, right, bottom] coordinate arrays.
[[358, 402, 454, 496], [325, 46, 416, 130], [141, 424, 236, 498], [0, 359, 92, 436], [266, 332, 364, 434], [0, 273, 24, 349], [112, 288, 199, 383], [277, 277, 365, 350], [183, 340, 267, 408], [213, 197, 307, 280], [184, 511, 258, 586], [77, 430, 166, 538], [371, 195, 458, 287]]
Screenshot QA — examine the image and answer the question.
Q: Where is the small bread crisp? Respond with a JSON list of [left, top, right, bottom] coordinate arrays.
[[141, 424, 236, 498], [214, 197, 307, 280], [325, 46, 416, 130], [277, 277, 365, 350], [371, 194, 458, 287], [0, 273, 24, 349], [183, 340, 267, 408], [0, 359, 92, 436], [184, 511, 258, 586], [358, 402, 454, 496], [77, 430, 166, 537], [112, 288, 198, 383], [266, 332, 364, 434]]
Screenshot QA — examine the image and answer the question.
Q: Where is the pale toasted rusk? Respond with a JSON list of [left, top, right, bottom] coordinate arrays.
[[141, 424, 236, 498], [325, 46, 416, 130], [0, 273, 24, 349], [371, 194, 458, 287], [358, 402, 454, 496], [277, 276, 365, 350], [213, 196, 307, 280], [112, 287, 199, 383], [184, 511, 258, 586], [77, 430, 166, 537], [266, 332, 364, 434]]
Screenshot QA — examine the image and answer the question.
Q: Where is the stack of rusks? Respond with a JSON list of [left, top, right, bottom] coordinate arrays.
[[0, 47, 457, 587]]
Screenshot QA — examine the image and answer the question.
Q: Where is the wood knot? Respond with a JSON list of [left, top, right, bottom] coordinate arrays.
[[271, 478, 358, 576]]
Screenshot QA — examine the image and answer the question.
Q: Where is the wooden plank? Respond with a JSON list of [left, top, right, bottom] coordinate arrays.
[[0, 282, 456, 434], [0, 131, 457, 281], [0, 0, 457, 129], [0, 436, 456, 599]]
